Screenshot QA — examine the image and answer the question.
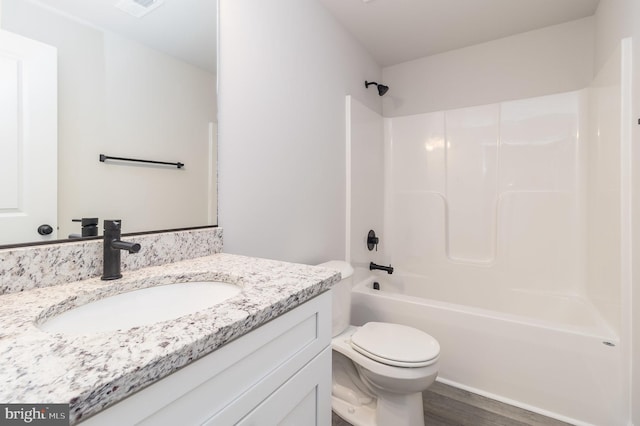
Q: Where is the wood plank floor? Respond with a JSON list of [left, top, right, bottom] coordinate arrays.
[[331, 382, 573, 426]]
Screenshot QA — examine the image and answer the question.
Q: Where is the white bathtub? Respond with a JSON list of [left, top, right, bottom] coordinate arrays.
[[350, 270, 626, 426]]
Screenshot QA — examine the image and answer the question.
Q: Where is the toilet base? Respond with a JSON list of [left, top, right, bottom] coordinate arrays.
[[376, 390, 425, 426], [332, 391, 425, 426], [332, 395, 375, 426]]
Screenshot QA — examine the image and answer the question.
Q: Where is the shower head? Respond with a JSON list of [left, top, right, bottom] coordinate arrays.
[[365, 81, 390, 97]]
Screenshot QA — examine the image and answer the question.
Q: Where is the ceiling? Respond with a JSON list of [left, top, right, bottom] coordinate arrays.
[[318, 0, 600, 67], [25, 0, 216, 73], [23, 0, 601, 72]]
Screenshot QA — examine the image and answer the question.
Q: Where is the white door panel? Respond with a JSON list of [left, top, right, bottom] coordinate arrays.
[[0, 30, 57, 244]]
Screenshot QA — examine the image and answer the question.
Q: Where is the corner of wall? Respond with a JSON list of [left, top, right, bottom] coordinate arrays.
[[381, 17, 595, 117], [218, 0, 380, 263]]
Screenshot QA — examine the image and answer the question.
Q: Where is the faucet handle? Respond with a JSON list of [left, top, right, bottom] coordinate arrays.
[[73, 217, 98, 226], [367, 230, 379, 251], [104, 219, 122, 232], [72, 218, 99, 237]]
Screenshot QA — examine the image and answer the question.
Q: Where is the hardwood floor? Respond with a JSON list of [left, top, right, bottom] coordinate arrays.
[[331, 382, 573, 426]]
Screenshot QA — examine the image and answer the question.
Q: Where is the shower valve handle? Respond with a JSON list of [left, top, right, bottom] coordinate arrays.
[[367, 230, 379, 251]]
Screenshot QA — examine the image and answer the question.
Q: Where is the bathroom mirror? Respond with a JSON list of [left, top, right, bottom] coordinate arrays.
[[0, 0, 217, 247]]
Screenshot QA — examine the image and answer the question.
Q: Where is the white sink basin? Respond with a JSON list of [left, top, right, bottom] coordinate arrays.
[[39, 281, 241, 334]]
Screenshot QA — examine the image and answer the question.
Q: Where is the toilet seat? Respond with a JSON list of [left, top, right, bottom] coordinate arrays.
[[332, 326, 439, 383], [350, 322, 440, 368]]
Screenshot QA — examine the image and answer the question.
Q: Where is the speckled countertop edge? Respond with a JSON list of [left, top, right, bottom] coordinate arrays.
[[0, 253, 340, 424]]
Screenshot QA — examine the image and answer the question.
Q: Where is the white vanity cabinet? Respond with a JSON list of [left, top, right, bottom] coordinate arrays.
[[81, 291, 332, 426]]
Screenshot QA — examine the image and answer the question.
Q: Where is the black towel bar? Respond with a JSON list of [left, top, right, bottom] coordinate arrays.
[[99, 154, 184, 169]]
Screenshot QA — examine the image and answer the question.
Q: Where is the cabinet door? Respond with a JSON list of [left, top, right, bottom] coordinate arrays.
[[233, 347, 331, 426]]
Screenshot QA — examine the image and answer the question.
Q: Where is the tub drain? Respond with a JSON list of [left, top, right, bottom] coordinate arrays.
[[602, 341, 615, 347]]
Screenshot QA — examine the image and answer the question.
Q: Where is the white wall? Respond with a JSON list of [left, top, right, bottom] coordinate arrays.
[[382, 17, 594, 117], [593, 2, 640, 424], [594, 0, 638, 70], [1, 0, 217, 237], [218, 0, 381, 264]]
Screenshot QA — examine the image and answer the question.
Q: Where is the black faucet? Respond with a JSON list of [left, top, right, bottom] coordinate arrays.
[[101, 220, 141, 280], [68, 217, 99, 239], [370, 262, 394, 274]]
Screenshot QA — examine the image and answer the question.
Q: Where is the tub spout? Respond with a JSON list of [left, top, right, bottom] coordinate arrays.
[[370, 262, 394, 274]]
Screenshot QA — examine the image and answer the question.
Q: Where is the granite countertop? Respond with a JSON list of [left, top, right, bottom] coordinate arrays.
[[0, 253, 340, 424]]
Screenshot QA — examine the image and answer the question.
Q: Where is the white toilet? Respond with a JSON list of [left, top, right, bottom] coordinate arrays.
[[318, 261, 440, 426]]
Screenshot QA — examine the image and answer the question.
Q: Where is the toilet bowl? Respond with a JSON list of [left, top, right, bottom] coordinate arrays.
[[318, 261, 440, 426]]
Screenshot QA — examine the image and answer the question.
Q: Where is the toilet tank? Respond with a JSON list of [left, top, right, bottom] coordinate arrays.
[[317, 260, 354, 337]]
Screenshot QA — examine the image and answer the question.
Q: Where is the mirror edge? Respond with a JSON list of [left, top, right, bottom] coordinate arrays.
[[0, 225, 219, 250]]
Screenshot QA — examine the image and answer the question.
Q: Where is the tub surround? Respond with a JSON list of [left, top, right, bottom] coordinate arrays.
[[0, 227, 223, 294], [0, 250, 340, 424]]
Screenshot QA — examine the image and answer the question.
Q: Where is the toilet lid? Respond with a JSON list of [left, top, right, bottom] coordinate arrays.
[[350, 322, 440, 367]]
